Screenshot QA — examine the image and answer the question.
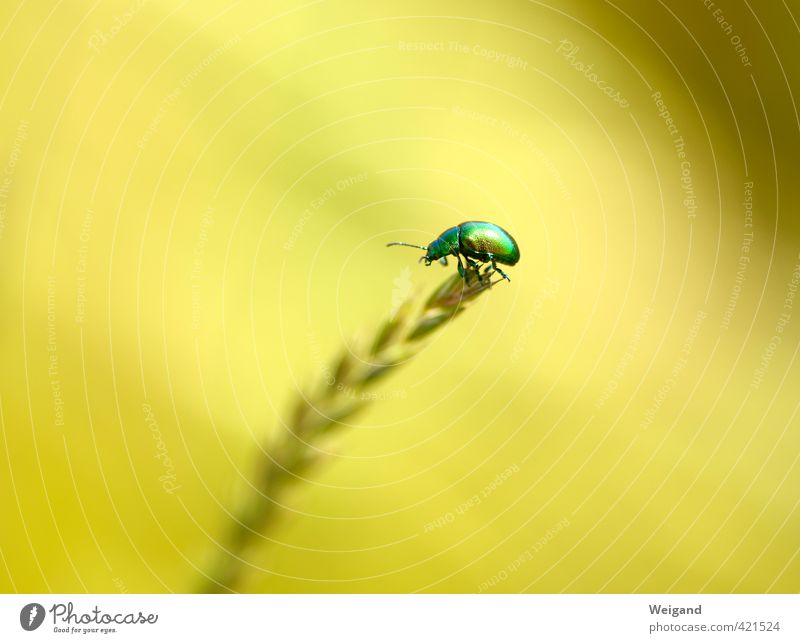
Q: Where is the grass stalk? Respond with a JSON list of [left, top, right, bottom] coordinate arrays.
[[201, 266, 500, 592]]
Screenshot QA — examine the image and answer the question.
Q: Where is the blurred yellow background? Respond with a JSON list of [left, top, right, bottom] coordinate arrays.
[[0, 0, 798, 592]]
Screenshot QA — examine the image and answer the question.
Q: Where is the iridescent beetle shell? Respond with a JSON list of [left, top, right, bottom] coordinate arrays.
[[387, 221, 520, 282]]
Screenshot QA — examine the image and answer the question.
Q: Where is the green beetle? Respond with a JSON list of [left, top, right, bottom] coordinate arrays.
[[387, 221, 520, 282]]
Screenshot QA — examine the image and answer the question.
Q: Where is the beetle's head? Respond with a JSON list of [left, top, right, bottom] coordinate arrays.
[[422, 239, 443, 265]]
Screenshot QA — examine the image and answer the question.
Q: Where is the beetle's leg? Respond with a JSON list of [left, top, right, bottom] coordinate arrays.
[[454, 253, 466, 278], [465, 257, 480, 270], [462, 256, 483, 282], [439, 256, 448, 266], [491, 259, 511, 282], [479, 262, 493, 284]]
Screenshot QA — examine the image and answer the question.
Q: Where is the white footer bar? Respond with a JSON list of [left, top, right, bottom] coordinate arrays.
[[1, 594, 796, 642]]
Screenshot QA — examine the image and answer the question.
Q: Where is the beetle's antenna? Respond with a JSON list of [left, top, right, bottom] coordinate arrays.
[[386, 241, 428, 251]]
